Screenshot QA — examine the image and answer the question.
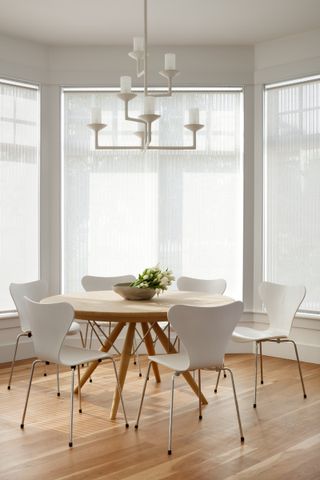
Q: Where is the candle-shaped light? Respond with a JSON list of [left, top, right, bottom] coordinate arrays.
[[120, 76, 132, 93], [133, 36, 144, 52], [188, 108, 199, 124], [91, 107, 101, 124], [144, 96, 155, 114], [164, 53, 176, 70]]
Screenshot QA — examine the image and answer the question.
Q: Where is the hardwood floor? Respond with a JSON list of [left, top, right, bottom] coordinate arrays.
[[0, 354, 319, 480]]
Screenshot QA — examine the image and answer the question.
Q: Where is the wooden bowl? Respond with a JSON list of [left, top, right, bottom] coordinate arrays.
[[112, 282, 156, 301]]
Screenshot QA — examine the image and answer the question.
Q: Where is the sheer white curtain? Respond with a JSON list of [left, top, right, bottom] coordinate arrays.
[[63, 90, 243, 298], [0, 80, 40, 311], [264, 77, 320, 312]]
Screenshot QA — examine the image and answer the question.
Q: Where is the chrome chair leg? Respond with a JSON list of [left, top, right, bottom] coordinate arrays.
[[79, 329, 85, 348], [254, 341, 258, 408], [198, 369, 202, 420], [287, 339, 307, 399], [77, 365, 82, 413], [259, 341, 264, 384], [214, 369, 222, 393], [56, 364, 60, 397], [135, 362, 152, 429], [110, 358, 129, 428], [224, 367, 244, 442], [8, 332, 30, 390], [20, 359, 42, 428], [83, 322, 89, 347], [168, 372, 178, 455], [133, 335, 142, 377], [69, 366, 75, 448]]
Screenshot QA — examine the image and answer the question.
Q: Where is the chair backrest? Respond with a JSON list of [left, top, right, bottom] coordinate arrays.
[[24, 298, 75, 363], [177, 276, 227, 295], [258, 282, 306, 336], [81, 274, 136, 292], [168, 301, 243, 370], [9, 280, 48, 332]]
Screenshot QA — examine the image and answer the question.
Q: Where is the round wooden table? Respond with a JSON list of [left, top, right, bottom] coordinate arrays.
[[42, 290, 234, 419]]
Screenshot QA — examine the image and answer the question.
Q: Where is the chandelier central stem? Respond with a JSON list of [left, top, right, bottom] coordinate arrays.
[[144, 0, 148, 97]]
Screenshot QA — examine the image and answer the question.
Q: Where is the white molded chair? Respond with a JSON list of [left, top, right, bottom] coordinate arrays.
[[81, 274, 142, 376], [21, 298, 128, 447], [135, 301, 244, 454], [8, 280, 84, 391], [177, 276, 227, 295], [216, 282, 307, 408], [169, 276, 227, 352]]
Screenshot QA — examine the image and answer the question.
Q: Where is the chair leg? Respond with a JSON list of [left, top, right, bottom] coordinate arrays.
[[287, 339, 307, 399], [20, 359, 42, 428], [253, 341, 258, 408], [110, 358, 129, 428], [83, 322, 89, 347], [79, 329, 85, 348], [214, 369, 222, 393], [259, 341, 264, 384], [168, 372, 178, 455], [69, 366, 76, 448], [198, 369, 202, 420], [133, 335, 142, 377], [77, 365, 82, 413], [223, 367, 244, 442], [8, 332, 29, 390], [135, 362, 152, 429], [56, 364, 60, 397]]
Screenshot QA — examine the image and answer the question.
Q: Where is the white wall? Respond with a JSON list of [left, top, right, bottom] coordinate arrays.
[[0, 30, 319, 364], [252, 27, 320, 364]]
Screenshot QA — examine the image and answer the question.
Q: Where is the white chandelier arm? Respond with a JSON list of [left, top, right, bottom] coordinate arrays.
[[88, 123, 203, 150]]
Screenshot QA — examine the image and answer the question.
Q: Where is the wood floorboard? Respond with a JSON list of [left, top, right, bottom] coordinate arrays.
[[0, 354, 319, 479]]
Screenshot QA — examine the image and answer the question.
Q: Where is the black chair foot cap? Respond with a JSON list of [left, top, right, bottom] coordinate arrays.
[[20, 424, 24, 429], [57, 392, 60, 397], [199, 415, 202, 420], [134, 425, 138, 429], [253, 403, 256, 408], [89, 379, 93, 383], [69, 442, 73, 448], [223, 373, 227, 378], [241, 437, 245, 443], [43, 373, 47, 377], [82, 364, 84, 367], [7, 386, 10, 390], [261, 380, 264, 384], [168, 450, 172, 455], [139, 373, 142, 377], [134, 361, 137, 365], [214, 389, 217, 393], [126, 423, 129, 428], [79, 409, 82, 414], [304, 394, 307, 398]]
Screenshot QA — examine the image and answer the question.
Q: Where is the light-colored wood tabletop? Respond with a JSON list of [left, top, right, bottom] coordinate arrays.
[[42, 290, 234, 419]]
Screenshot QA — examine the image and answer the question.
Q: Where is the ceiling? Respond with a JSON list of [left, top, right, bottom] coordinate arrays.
[[0, 0, 319, 47]]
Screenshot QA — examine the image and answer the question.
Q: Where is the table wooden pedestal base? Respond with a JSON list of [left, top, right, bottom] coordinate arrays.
[[76, 320, 208, 419]]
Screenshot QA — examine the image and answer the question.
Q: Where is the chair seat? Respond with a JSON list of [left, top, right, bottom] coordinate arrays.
[[59, 345, 112, 366], [232, 326, 287, 342], [66, 321, 82, 336], [148, 353, 190, 372]]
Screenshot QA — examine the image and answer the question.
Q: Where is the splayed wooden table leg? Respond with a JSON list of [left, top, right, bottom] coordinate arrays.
[[110, 322, 136, 419]]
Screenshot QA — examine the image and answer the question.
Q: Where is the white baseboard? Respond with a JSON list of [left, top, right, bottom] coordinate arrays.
[[0, 340, 35, 364]]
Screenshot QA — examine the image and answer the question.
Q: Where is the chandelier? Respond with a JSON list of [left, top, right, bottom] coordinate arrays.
[[88, 0, 204, 150]]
